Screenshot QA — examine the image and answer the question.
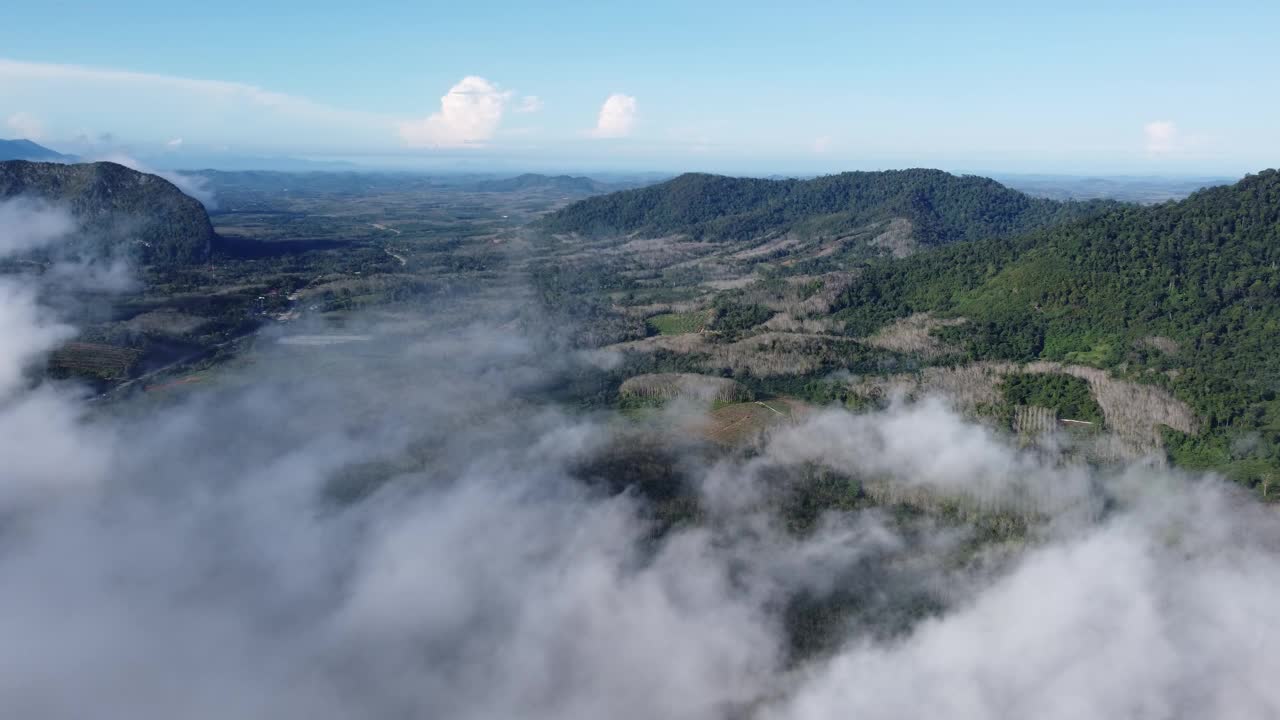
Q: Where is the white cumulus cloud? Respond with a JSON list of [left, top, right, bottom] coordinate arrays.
[[399, 76, 512, 148], [591, 93, 637, 139], [1144, 120, 1178, 154], [6, 111, 44, 140]]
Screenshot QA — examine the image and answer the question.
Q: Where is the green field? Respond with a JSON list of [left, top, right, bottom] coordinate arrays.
[[647, 311, 709, 335]]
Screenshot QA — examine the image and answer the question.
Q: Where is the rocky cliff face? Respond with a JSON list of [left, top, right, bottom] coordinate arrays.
[[0, 161, 214, 266]]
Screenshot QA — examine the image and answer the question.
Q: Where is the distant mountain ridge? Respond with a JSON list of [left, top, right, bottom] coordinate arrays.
[[996, 174, 1236, 204], [195, 170, 621, 197], [0, 161, 215, 266], [471, 173, 606, 194], [0, 138, 76, 162], [539, 169, 1121, 249]]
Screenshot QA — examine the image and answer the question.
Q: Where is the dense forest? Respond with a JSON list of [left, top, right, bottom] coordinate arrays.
[[826, 170, 1280, 485], [539, 169, 1119, 246]]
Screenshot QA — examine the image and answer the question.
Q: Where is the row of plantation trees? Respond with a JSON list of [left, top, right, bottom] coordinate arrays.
[[619, 373, 753, 406]]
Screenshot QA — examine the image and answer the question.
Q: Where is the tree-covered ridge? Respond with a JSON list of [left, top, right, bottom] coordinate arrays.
[[830, 169, 1280, 485], [539, 169, 1119, 246], [470, 173, 606, 194], [0, 160, 215, 266]]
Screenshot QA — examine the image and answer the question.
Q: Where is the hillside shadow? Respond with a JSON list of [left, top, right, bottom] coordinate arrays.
[[212, 234, 354, 258]]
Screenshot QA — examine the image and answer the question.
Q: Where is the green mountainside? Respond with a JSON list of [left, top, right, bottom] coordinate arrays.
[[471, 173, 607, 194], [826, 169, 1280, 483], [539, 169, 1119, 247], [0, 160, 214, 265], [7, 157, 1272, 490], [531, 166, 1280, 489]]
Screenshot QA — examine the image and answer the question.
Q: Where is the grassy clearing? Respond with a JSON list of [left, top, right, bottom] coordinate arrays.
[[648, 310, 710, 335], [1063, 340, 1114, 365], [701, 398, 807, 445]]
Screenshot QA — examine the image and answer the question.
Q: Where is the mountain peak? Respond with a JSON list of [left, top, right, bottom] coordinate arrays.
[[0, 138, 76, 162]]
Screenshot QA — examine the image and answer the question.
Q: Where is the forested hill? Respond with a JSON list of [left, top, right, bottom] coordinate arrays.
[[830, 168, 1280, 483], [471, 173, 605, 194], [0, 138, 75, 162], [0, 161, 215, 265], [539, 169, 1120, 246]]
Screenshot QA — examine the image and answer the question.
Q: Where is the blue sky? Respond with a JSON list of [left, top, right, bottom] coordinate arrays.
[[1, 0, 1276, 174]]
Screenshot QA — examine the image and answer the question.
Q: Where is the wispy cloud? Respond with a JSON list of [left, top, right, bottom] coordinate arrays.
[[0, 198, 75, 256], [0, 58, 380, 124], [591, 93, 637, 139], [92, 152, 216, 209], [5, 111, 44, 140], [1144, 120, 1178, 154], [812, 135, 833, 154], [0, 58, 394, 151], [515, 95, 544, 114]]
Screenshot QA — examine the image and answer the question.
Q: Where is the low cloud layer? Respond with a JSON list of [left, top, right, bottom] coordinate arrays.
[[770, 474, 1280, 719], [0, 198, 75, 255], [591, 93, 637, 138], [1, 199, 1279, 719]]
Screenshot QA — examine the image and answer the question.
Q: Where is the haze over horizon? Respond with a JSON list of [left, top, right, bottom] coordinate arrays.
[[2, 0, 1277, 176]]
